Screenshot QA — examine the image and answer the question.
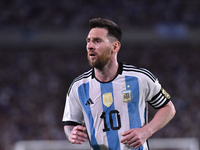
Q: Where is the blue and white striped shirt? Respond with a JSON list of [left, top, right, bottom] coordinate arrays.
[[62, 62, 170, 150]]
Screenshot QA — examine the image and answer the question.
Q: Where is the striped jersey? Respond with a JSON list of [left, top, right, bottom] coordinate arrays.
[[62, 62, 170, 150]]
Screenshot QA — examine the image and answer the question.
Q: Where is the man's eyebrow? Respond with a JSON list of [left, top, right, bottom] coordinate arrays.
[[93, 37, 101, 41], [86, 37, 91, 42], [86, 37, 102, 41]]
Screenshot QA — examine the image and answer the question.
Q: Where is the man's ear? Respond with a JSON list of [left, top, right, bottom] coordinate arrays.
[[113, 41, 121, 53]]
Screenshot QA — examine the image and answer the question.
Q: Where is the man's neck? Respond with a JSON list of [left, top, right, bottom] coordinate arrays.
[[94, 62, 119, 82]]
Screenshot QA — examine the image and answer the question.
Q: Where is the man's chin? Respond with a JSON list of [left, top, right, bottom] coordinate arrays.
[[88, 60, 96, 67]]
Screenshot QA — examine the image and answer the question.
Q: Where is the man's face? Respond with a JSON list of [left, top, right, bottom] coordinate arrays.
[[86, 28, 114, 70]]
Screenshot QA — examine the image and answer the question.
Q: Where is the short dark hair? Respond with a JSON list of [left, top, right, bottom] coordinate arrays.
[[89, 18, 122, 42]]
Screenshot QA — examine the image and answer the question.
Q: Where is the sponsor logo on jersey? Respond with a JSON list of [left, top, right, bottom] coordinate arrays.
[[85, 98, 94, 105], [121, 90, 133, 103], [161, 88, 170, 99], [103, 93, 113, 107]]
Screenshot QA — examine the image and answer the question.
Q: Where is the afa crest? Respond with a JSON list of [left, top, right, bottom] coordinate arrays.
[[103, 93, 113, 107], [121, 90, 133, 103]]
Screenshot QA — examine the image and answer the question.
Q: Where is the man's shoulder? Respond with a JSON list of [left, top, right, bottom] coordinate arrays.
[[122, 62, 149, 74], [73, 68, 93, 84], [121, 62, 157, 82], [67, 69, 93, 96]]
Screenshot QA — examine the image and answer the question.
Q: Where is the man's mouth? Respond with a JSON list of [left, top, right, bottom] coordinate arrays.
[[89, 53, 96, 58]]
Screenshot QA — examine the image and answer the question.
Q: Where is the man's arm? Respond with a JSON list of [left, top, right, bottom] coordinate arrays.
[[64, 125, 87, 144], [121, 101, 176, 149], [144, 101, 176, 136]]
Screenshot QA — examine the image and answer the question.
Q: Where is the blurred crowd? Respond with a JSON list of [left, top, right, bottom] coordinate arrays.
[[0, 43, 200, 150], [0, 0, 200, 29], [0, 48, 87, 150]]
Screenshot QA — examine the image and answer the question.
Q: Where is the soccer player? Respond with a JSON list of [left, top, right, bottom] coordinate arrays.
[[62, 18, 176, 150]]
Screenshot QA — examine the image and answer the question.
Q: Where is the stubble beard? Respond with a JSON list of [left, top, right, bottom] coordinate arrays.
[[87, 52, 110, 70]]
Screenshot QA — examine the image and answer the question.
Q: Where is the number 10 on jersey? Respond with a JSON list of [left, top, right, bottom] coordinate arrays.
[[100, 110, 121, 132]]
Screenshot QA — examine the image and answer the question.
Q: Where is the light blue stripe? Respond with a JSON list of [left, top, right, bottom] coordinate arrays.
[[100, 83, 120, 150], [125, 76, 143, 150], [78, 83, 100, 150]]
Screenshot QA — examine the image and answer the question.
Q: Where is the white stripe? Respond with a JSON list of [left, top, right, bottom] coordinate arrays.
[[149, 93, 162, 104], [123, 64, 156, 81], [154, 98, 167, 108]]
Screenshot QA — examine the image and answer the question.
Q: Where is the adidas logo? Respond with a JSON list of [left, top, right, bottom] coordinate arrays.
[[85, 98, 94, 105]]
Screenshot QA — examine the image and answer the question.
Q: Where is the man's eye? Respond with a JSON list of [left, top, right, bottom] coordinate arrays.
[[96, 40, 100, 43]]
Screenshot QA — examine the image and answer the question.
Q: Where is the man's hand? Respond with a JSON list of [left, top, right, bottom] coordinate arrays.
[[64, 125, 87, 144], [120, 101, 175, 149], [120, 127, 151, 149]]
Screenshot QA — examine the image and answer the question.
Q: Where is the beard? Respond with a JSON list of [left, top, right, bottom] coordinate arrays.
[[87, 52, 111, 70]]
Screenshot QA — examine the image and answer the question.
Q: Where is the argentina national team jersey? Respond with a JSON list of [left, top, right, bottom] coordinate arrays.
[[62, 62, 170, 150]]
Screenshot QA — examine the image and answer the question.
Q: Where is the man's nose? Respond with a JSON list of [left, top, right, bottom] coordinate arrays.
[[87, 42, 94, 51]]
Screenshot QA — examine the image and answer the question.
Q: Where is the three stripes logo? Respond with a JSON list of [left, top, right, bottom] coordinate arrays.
[[85, 98, 94, 105]]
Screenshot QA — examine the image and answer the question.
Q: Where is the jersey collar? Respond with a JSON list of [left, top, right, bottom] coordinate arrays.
[[91, 62, 123, 81]]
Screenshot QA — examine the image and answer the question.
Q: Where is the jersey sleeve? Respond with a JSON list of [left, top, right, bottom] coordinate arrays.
[[62, 83, 84, 126], [143, 72, 171, 109]]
